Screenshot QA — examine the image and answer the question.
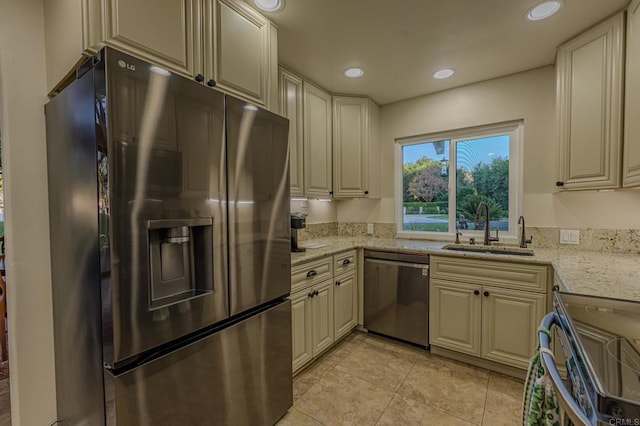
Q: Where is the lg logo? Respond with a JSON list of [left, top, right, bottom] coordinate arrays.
[[117, 60, 136, 71]]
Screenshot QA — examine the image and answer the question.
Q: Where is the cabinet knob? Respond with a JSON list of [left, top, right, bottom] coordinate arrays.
[[364, 190, 369, 195], [195, 74, 205, 83], [335, 280, 340, 286], [483, 291, 489, 297], [342, 259, 351, 266], [306, 270, 317, 278], [314, 290, 319, 296], [207, 79, 216, 87], [555, 181, 565, 187], [329, 191, 333, 195], [308, 292, 314, 298], [474, 290, 480, 296]]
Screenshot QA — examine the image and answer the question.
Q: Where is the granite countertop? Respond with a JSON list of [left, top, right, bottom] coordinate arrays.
[[292, 236, 640, 302]]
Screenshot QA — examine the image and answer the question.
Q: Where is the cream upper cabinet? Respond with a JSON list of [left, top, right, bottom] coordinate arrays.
[[556, 12, 624, 190], [44, 0, 104, 92], [44, 0, 278, 111], [204, 0, 278, 110], [429, 256, 548, 370], [104, 0, 201, 78], [624, 0, 640, 187], [332, 96, 381, 198], [280, 67, 305, 197], [303, 81, 333, 199]]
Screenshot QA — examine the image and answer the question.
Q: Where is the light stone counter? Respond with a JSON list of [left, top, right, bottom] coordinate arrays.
[[292, 236, 640, 302]]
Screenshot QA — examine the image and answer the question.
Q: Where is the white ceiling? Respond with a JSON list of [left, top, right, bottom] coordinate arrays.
[[249, 0, 629, 105]]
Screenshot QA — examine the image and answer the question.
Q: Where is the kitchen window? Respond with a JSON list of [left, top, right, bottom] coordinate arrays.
[[396, 122, 523, 240]]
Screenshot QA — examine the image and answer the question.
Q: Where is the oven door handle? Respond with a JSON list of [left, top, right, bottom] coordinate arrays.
[[538, 312, 592, 426]]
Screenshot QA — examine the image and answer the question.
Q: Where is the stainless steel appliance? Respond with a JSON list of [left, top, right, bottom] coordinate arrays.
[[537, 290, 640, 425], [45, 47, 292, 425], [290, 212, 306, 252], [363, 250, 430, 347]]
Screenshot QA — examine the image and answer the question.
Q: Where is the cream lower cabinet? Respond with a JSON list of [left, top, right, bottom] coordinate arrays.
[[291, 288, 313, 371], [334, 271, 357, 340], [429, 256, 547, 370], [290, 280, 334, 372], [290, 250, 358, 373]]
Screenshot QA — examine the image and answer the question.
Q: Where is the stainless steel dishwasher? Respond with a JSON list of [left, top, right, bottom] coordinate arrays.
[[363, 250, 429, 347]]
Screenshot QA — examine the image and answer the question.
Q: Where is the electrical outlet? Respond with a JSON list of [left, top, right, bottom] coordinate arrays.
[[560, 229, 580, 245], [367, 223, 374, 235]]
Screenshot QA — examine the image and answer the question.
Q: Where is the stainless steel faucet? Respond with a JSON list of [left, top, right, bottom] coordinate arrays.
[[518, 215, 533, 248], [475, 202, 499, 246]]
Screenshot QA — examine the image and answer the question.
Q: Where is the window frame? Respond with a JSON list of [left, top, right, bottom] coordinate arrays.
[[395, 121, 524, 241]]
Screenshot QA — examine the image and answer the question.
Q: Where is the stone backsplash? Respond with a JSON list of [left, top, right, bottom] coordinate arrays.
[[297, 222, 640, 253], [529, 227, 640, 253]]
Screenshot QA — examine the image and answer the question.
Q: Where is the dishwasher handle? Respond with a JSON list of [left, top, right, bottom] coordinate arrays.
[[365, 258, 429, 270], [538, 312, 592, 426]]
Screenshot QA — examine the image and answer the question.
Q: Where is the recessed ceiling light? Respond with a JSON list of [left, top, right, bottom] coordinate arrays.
[[527, 1, 562, 21], [254, 0, 284, 12], [344, 67, 365, 78], [433, 69, 454, 79]]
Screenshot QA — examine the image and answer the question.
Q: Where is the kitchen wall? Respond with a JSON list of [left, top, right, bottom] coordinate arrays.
[[337, 65, 640, 231], [0, 0, 57, 424]]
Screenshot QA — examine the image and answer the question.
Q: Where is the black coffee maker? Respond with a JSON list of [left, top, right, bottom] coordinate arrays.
[[291, 212, 307, 252]]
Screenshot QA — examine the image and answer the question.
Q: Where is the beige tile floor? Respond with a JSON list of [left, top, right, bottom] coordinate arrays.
[[0, 378, 10, 426], [278, 331, 524, 426], [0, 332, 524, 426]]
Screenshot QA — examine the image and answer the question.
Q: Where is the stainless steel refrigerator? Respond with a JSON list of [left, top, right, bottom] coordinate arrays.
[[45, 47, 292, 425]]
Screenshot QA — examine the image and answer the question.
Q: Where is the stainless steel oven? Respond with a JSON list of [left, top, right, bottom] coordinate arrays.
[[537, 290, 640, 425]]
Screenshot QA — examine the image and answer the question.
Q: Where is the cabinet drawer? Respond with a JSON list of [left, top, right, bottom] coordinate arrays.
[[430, 256, 547, 293], [292, 257, 333, 292], [333, 250, 357, 277]]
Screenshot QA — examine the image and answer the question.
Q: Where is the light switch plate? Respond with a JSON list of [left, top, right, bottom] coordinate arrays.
[[560, 229, 580, 245], [367, 223, 374, 235]]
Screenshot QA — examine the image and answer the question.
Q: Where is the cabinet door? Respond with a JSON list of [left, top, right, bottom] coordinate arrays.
[[291, 291, 313, 373], [556, 13, 624, 190], [334, 273, 357, 340], [311, 280, 334, 356], [333, 96, 368, 197], [303, 81, 333, 198], [280, 67, 305, 197], [429, 279, 481, 356], [624, 0, 640, 187], [204, 0, 274, 108], [104, 0, 201, 77], [481, 287, 545, 369]]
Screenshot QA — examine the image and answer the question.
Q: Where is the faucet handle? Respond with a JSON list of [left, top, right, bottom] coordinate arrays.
[[488, 228, 500, 242]]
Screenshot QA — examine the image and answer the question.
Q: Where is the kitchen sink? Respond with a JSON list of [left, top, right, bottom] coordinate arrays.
[[441, 244, 535, 256]]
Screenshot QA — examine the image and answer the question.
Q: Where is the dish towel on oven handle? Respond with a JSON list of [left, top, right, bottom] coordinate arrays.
[[523, 326, 561, 426]]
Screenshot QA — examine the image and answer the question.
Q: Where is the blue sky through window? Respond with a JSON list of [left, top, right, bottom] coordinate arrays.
[[403, 135, 509, 168]]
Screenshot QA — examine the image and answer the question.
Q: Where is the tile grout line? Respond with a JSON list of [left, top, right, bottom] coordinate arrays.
[[479, 371, 492, 426]]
